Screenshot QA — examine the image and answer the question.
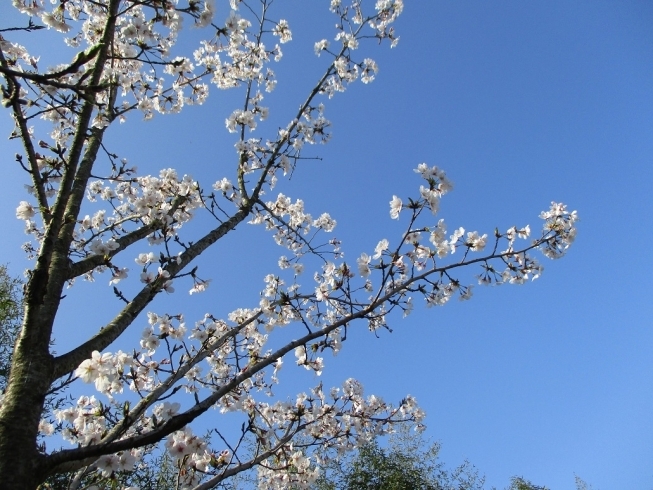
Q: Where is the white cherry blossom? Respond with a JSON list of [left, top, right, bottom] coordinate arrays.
[[1, 1, 578, 487]]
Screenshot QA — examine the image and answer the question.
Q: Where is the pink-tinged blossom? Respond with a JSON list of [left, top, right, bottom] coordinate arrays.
[[75, 351, 112, 384], [16, 201, 35, 220], [449, 227, 465, 254], [295, 346, 307, 365], [459, 286, 474, 301], [38, 419, 54, 436], [314, 39, 329, 56], [361, 58, 378, 83], [109, 267, 129, 285], [278, 256, 291, 269], [189, 278, 211, 294], [140, 327, 160, 354], [195, 0, 215, 28], [539, 202, 579, 259], [12, 0, 43, 16], [213, 177, 233, 193], [273, 19, 292, 43], [428, 220, 449, 258], [135, 252, 156, 266], [466, 231, 487, 252], [373, 238, 389, 259], [89, 239, 119, 256], [153, 401, 181, 422], [357, 253, 371, 277], [140, 271, 156, 284], [315, 284, 329, 301], [41, 11, 71, 33], [313, 213, 337, 231], [335, 32, 359, 50], [389, 195, 402, 219], [96, 454, 120, 477], [419, 185, 440, 214]]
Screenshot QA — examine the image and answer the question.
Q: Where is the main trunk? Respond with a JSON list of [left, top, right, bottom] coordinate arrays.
[[0, 317, 55, 489]]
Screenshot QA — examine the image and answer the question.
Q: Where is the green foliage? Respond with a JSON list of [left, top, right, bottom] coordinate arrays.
[[39, 447, 249, 490], [40, 451, 178, 490], [311, 426, 485, 490], [574, 475, 596, 490], [507, 476, 549, 490], [0, 264, 22, 392], [341, 443, 439, 490]]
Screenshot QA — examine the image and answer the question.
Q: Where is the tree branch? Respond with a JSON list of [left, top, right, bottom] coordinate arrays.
[[51, 205, 254, 379], [0, 49, 50, 219]]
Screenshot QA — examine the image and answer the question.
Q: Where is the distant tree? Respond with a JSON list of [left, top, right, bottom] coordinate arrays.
[[311, 426, 485, 490], [40, 451, 183, 490], [506, 473, 597, 490], [321, 442, 442, 490], [0, 264, 22, 392], [507, 476, 549, 490], [573, 475, 596, 490]]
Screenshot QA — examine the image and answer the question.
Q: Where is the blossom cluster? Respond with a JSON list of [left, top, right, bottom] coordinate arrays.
[[38, 155, 575, 485], [3, 1, 579, 488], [62, 316, 423, 486], [10, 0, 405, 279], [256, 381, 423, 489]]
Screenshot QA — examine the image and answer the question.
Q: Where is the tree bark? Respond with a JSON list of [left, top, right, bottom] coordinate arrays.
[[0, 317, 54, 489]]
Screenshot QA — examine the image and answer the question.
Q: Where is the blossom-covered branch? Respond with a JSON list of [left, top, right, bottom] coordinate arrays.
[[0, 1, 576, 489]]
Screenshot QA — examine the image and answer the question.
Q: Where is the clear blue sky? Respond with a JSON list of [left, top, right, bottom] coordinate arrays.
[[1, 1, 652, 489]]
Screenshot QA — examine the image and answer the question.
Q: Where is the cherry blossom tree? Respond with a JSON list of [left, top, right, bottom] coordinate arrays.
[[0, 1, 577, 489]]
